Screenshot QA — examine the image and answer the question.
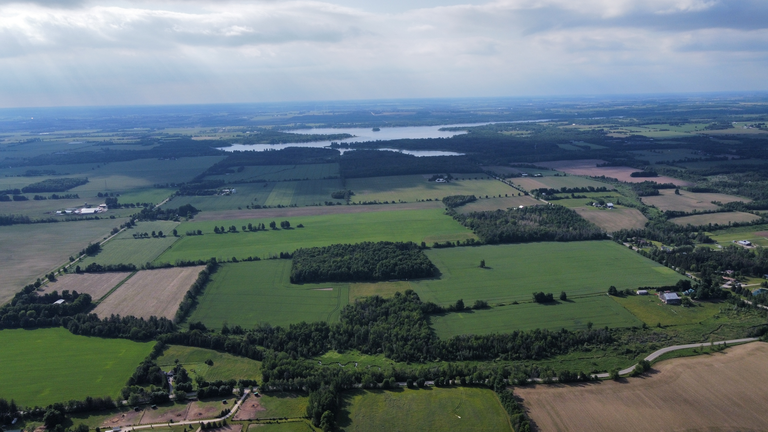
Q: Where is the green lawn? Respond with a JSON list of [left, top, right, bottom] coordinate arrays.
[[409, 241, 684, 307], [156, 345, 261, 383], [347, 175, 512, 203], [611, 295, 724, 327], [187, 261, 349, 329], [155, 209, 475, 263], [431, 295, 642, 338], [338, 387, 512, 432], [252, 393, 309, 419], [76, 221, 180, 269], [0, 328, 153, 407]]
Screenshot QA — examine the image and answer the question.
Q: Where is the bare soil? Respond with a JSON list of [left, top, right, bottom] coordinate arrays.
[[534, 159, 691, 186], [187, 399, 232, 420], [139, 404, 190, 424], [574, 208, 648, 232], [233, 398, 266, 421], [39, 272, 131, 301], [93, 266, 203, 319], [516, 342, 768, 432], [100, 409, 145, 428], [193, 201, 443, 221]]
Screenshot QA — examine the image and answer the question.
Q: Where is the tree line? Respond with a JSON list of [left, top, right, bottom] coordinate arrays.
[[21, 178, 88, 193], [442, 194, 477, 208]]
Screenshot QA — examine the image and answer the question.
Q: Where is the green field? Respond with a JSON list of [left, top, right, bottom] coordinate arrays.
[[0, 328, 153, 407], [156, 345, 262, 382], [707, 224, 768, 247], [76, 221, 180, 269], [156, 209, 475, 263], [347, 175, 513, 203], [431, 295, 642, 338], [408, 241, 684, 307], [248, 422, 315, 432], [338, 387, 511, 432], [118, 187, 176, 205], [187, 261, 349, 329], [252, 393, 309, 419], [205, 163, 339, 182], [612, 295, 725, 327]]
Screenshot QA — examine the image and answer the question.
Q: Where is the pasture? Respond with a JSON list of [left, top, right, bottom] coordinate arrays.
[[431, 295, 641, 338], [39, 272, 132, 301], [77, 221, 180, 269], [669, 211, 761, 226], [516, 342, 768, 432], [535, 159, 690, 186], [156, 209, 475, 263], [611, 295, 723, 327], [0, 218, 126, 305], [187, 261, 349, 329], [246, 423, 314, 432], [0, 328, 153, 407], [193, 201, 444, 221], [409, 242, 684, 307], [94, 266, 203, 320], [510, 175, 609, 192], [456, 195, 541, 213], [346, 175, 512, 203], [235, 392, 308, 421], [642, 189, 749, 212], [707, 224, 768, 247], [204, 163, 339, 182], [156, 345, 261, 383], [338, 387, 512, 432], [574, 207, 648, 232]]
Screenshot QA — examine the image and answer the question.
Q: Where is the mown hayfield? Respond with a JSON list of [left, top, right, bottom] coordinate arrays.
[[205, 163, 339, 182], [156, 345, 261, 382], [347, 175, 512, 203], [456, 195, 541, 213], [670, 211, 761, 226], [77, 221, 180, 268], [708, 223, 768, 247], [431, 295, 641, 338], [574, 207, 648, 232], [516, 342, 768, 432], [535, 159, 691, 186], [611, 295, 723, 327], [349, 281, 412, 302], [0, 218, 126, 305], [117, 187, 176, 205], [156, 209, 475, 263], [237, 392, 309, 421], [642, 189, 748, 212], [193, 201, 443, 222], [187, 261, 349, 329], [39, 272, 131, 301], [0, 328, 153, 407], [94, 266, 203, 319], [264, 179, 344, 207], [409, 242, 684, 307], [338, 387, 512, 432], [510, 175, 608, 191]]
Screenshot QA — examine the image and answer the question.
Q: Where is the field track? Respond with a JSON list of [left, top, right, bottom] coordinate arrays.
[[39, 272, 131, 301], [517, 341, 768, 432], [193, 201, 443, 221], [94, 266, 203, 319]]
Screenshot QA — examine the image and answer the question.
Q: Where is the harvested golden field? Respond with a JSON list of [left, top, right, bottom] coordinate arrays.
[[39, 272, 131, 301], [457, 195, 541, 213], [574, 207, 648, 232], [517, 342, 768, 432], [94, 266, 203, 319], [671, 211, 761, 226], [642, 189, 749, 212], [535, 159, 690, 186]]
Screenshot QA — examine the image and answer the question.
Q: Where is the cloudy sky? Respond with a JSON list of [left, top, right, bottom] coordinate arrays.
[[0, 0, 766, 107]]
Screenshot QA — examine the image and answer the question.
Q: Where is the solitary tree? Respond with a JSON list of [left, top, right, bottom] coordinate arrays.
[[560, 291, 567, 301], [480, 259, 486, 268]]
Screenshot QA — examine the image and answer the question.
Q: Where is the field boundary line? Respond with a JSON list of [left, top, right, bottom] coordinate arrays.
[[94, 271, 137, 305]]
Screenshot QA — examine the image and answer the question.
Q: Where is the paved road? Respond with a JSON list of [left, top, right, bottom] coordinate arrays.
[[125, 390, 249, 431]]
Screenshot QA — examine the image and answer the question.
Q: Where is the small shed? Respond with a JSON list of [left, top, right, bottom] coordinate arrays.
[[607, 203, 614, 209], [737, 240, 752, 246], [53, 299, 65, 305], [636, 290, 648, 296]]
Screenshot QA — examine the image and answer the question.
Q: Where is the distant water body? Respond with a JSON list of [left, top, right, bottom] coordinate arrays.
[[220, 120, 549, 157]]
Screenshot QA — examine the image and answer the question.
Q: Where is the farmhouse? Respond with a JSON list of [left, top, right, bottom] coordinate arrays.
[[637, 289, 648, 295], [737, 240, 752, 246], [659, 292, 681, 305]]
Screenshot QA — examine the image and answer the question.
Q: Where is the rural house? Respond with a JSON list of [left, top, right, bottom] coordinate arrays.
[[659, 292, 681, 305]]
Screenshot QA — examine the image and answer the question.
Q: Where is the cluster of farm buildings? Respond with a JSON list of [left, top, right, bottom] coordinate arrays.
[[56, 203, 108, 215]]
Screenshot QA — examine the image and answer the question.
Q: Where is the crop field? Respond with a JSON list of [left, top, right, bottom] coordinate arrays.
[[0, 196, 135, 219], [346, 175, 512, 203], [156, 209, 475, 263], [205, 163, 339, 182], [187, 260, 349, 329], [246, 423, 315, 432], [349, 281, 413, 302], [0, 328, 153, 407], [157, 345, 261, 382], [263, 179, 344, 207], [642, 189, 749, 212], [516, 342, 768, 432], [236, 392, 309, 421], [118, 187, 176, 205], [0, 218, 126, 305], [193, 201, 444, 221], [707, 224, 768, 247], [535, 159, 691, 186], [510, 175, 608, 191], [94, 266, 203, 319], [546, 192, 624, 208], [669, 211, 761, 226], [408, 242, 683, 307], [77, 221, 180, 269], [431, 295, 642, 338], [573, 207, 648, 232], [338, 387, 512, 432], [456, 195, 541, 213], [39, 272, 132, 301], [611, 295, 723, 327], [629, 149, 704, 164]]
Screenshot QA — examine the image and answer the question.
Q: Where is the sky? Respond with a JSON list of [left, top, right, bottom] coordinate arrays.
[[0, 0, 767, 107]]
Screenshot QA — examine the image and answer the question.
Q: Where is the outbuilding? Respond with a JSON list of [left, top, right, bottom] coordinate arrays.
[[636, 290, 648, 296], [53, 299, 65, 305], [659, 292, 681, 305], [737, 240, 752, 246]]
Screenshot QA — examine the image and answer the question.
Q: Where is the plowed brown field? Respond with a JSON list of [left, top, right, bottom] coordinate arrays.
[[516, 342, 768, 432]]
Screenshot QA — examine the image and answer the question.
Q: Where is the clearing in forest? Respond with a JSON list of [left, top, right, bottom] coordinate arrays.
[[574, 207, 648, 232], [516, 342, 768, 432], [156, 345, 262, 382], [94, 266, 203, 319]]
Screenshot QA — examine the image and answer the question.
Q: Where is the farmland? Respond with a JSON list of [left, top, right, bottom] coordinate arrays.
[[77, 221, 180, 268], [510, 175, 609, 191], [237, 393, 308, 420], [535, 159, 691, 186], [94, 266, 203, 320], [187, 260, 349, 329], [338, 387, 512, 432], [456, 195, 540, 213], [431, 295, 642, 338], [155, 209, 475, 263], [193, 201, 444, 221], [641, 189, 749, 212], [156, 345, 262, 382], [39, 272, 132, 301], [574, 207, 648, 232], [669, 211, 761, 226], [347, 175, 513, 203], [707, 224, 768, 247], [204, 163, 339, 182], [408, 242, 684, 307], [516, 342, 768, 432], [611, 294, 724, 327], [0, 328, 153, 407]]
